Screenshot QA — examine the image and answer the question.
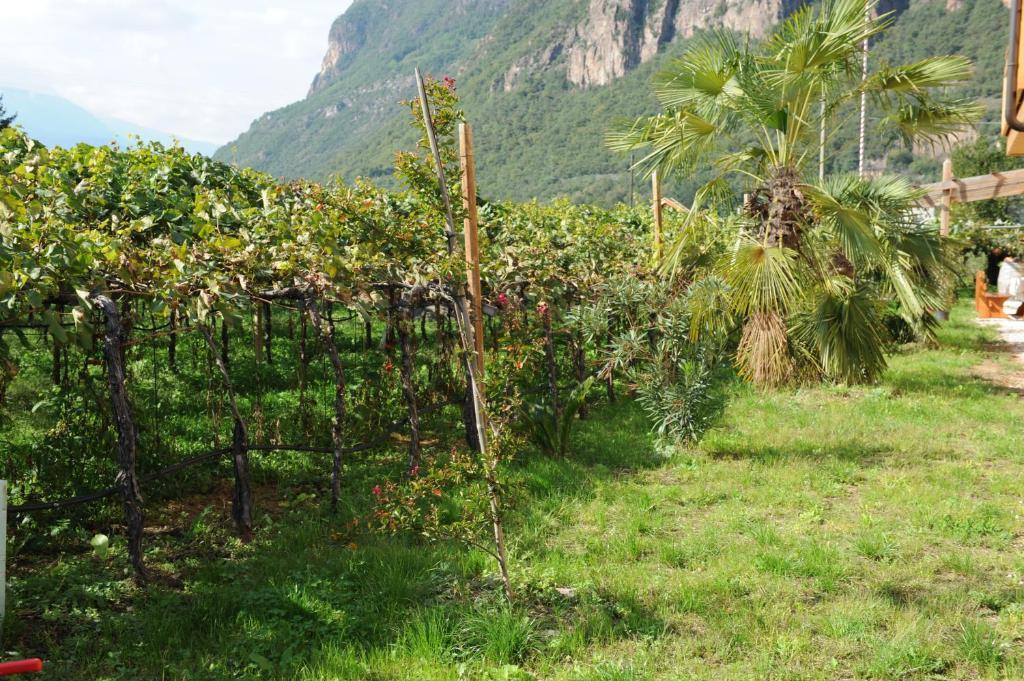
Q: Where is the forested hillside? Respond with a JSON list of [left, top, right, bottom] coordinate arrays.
[[221, 0, 1009, 204]]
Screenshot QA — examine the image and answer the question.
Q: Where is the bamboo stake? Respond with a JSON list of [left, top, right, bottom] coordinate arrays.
[[652, 170, 664, 263], [415, 68, 458, 255], [459, 123, 485, 381], [940, 158, 953, 237], [416, 70, 513, 602]]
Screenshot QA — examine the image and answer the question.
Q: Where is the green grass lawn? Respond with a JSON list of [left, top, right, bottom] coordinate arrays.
[[6, 303, 1024, 679]]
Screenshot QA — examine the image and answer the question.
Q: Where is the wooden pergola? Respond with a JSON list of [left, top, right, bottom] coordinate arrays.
[[919, 161, 1024, 235]]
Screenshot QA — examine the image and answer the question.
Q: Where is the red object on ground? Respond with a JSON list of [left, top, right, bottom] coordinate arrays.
[[0, 659, 43, 676]]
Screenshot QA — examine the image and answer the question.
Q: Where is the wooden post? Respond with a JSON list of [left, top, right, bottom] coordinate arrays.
[[1, 479, 6, 638], [459, 123, 485, 379], [652, 171, 664, 263], [940, 158, 953, 237]]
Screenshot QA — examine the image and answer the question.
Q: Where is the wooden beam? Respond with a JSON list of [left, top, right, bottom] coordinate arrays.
[[919, 167, 1024, 208], [940, 158, 953, 237], [458, 123, 485, 379], [661, 197, 688, 213]]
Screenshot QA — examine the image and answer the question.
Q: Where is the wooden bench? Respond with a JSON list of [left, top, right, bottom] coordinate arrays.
[[976, 271, 1011, 319]]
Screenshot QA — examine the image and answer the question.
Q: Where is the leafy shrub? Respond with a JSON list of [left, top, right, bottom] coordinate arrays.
[[524, 377, 594, 456], [575, 276, 730, 444], [633, 358, 726, 443]]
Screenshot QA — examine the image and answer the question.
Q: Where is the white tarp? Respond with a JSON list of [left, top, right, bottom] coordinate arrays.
[[998, 259, 1024, 298], [998, 260, 1024, 317]]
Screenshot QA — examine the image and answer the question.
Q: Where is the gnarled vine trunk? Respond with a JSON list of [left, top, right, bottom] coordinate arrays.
[[220, 315, 230, 368], [396, 302, 421, 476], [572, 335, 588, 419], [306, 298, 347, 511], [263, 302, 273, 365], [542, 308, 560, 420], [299, 307, 310, 437], [200, 322, 254, 541], [168, 306, 177, 373], [92, 293, 147, 585]]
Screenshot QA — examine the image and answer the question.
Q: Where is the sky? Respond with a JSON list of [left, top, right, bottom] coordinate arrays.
[[0, 0, 353, 145]]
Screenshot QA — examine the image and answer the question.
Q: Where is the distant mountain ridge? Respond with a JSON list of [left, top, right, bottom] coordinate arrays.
[[217, 0, 1010, 205], [1, 87, 219, 156]]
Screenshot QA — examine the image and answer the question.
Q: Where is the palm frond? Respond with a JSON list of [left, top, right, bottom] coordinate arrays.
[[654, 31, 741, 109], [804, 176, 882, 265], [685, 274, 734, 343], [791, 283, 888, 384], [883, 98, 984, 145], [724, 238, 802, 316], [660, 183, 737, 275], [867, 55, 973, 94], [768, 0, 885, 76], [606, 109, 720, 176]]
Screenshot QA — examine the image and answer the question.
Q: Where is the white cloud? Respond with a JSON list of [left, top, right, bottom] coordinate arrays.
[[0, 0, 352, 144]]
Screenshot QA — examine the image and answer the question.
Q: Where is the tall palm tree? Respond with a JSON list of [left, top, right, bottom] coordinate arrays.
[[609, 0, 980, 386]]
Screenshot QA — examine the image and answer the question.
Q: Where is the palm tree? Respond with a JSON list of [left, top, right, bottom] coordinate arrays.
[[609, 0, 980, 387]]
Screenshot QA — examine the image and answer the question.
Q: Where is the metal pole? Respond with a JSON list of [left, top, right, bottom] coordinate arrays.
[[629, 152, 635, 209], [819, 98, 826, 181], [858, 6, 869, 178], [652, 171, 663, 263]]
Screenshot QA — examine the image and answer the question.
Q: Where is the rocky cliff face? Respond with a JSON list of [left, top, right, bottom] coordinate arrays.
[[218, 0, 998, 205], [309, 10, 371, 95], [564, 0, 793, 88], [314, 0, 797, 96]]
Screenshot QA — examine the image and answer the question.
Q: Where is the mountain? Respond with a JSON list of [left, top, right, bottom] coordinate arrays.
[[0, 87, 220, 156], [217, 0, 1010, 205]]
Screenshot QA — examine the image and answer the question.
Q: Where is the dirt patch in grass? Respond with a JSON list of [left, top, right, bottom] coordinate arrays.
[[971, 355, 1024, 397]]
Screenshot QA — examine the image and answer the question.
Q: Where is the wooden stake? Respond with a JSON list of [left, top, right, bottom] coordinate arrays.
[[652, 171, 664, 263], [459, 123, 485, 380], [940, 158, 953, 237]]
